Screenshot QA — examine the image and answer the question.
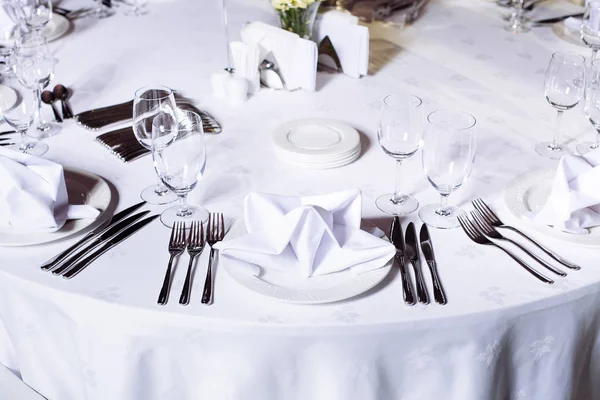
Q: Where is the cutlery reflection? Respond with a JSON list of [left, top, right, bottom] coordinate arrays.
[[419, 224, 447, 305], [202, 213, 225, 305], [405, 222, 430, 305], [41, 90, 63, 123], [390, 217, 416, 306]]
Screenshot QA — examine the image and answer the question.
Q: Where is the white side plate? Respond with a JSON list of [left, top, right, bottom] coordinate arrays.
[[0, 85, 18, 114]]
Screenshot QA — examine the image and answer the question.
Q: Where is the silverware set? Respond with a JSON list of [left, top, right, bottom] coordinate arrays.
[[457, 198, 581, 285], [95, 127, 149, 163], [391, 217, 447, 305], [158, 213, 225, 306], [40, 201, 158, 279]]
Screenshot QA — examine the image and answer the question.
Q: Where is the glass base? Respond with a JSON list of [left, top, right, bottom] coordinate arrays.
[[535, 141, 570, 159], [419, 204, 463, 229], [13, 141, 48, 156], [375, 194, 419, 216], [505, 17, 530, 33], [35, 122, 62, 139], [160, 205, 209, 228], [576, 142, 599, 155], [140, 185, 177, 205]]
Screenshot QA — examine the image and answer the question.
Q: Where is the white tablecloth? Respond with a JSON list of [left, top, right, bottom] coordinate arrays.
[[1, 0, 600, 399]]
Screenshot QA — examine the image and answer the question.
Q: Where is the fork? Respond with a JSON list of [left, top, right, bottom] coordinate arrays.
[[157, 222, 187, 305], [471, 211, 567, 277], [179, 221, 205, 305], [457, 214, 554, 284], [201, 213, 225, 305], [472, 198, 581, 270]]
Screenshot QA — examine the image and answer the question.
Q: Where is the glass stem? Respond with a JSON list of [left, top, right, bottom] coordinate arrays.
[[593, 49, 598, 62], [176, 194, 191, 217], [594, 128, 600, 149], [436, 193, 451, 217], [551, 110, 564, 151], [154, 176, 168, 196], [391, 159, 404, 204], [35, 87, 44, 130], [19, 129, 31, 151]]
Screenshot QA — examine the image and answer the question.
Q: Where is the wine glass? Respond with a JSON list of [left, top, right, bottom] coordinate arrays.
[[152, 110, 209, 228], [582, 0, 600, 62], [1, 59, 47, 156], [17, 0, 52, 36], [505, 0, 530, 33], [123, 0, 147, 16], [375, 94, 423, 215], [132, 86, 178, 205], [536, 52, 585, 159], [419, 110, 476, 229], [14, 33, 60, 138], [579, 59, 600, 155]]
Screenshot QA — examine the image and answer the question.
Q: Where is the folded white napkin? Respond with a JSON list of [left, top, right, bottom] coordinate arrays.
[[214, 190, 396, 277], [0, 148, 100, 233], [241, 22, 317, 92], [314, 10, 369, 79], [532, 148, 600, 234]]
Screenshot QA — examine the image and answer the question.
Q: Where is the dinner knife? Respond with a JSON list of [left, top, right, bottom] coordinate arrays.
[[41, 201, 146, 271], [390, 217, 416, 306], [405, 222, 430, 305], [419, 224, 447, 305], [0, 130, 16, 136], [52, 211, 150, 276], [63, 214, 159, 279], [533, 13, 583, 25]]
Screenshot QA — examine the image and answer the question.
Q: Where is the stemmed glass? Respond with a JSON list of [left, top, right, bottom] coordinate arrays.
[[505, 0, 530, 33], [14, 33, 60, 138], [536, 52, 585, 159], [17, 0, 52, 36], [419, 110, 476, 229], [132, 86, 178, 205], [123, 0, 147, 16], [582, 0, 600, 62], [376, 94, 423, 215], [579, 59, 600, 155], [152, 110, 208, 228]]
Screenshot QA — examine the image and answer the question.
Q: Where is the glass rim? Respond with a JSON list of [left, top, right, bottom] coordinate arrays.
[[426, 109, 477, 130], [550, 51, 585, 65], [134, 85, 174, 101], [382, 94, 423, 110]]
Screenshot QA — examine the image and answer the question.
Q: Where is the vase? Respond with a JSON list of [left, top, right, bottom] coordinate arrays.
[[277, 1, 322, 40]]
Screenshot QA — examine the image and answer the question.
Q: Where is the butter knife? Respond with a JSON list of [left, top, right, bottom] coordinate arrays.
[[390, 216, 415, 305], [405, 222, 430, 305], [419, 224, 447, 305]]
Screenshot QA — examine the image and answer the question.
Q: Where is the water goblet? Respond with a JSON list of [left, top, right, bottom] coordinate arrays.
[[579, 59, 600, 155], [419, 110, 476, 229], [375, 94, 423, 215], [582, 0, 600, 62]]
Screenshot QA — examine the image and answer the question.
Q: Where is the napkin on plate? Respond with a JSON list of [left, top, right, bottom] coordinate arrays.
[[0, 147, 100, 233], [532, 148, 600, 234], [214, 190, 396, 277]]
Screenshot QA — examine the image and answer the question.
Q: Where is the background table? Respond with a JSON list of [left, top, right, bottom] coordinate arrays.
[[1, 0, 600, 399]]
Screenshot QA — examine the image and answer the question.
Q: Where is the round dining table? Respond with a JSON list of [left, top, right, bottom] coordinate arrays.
[[1, 0, 599, 399]]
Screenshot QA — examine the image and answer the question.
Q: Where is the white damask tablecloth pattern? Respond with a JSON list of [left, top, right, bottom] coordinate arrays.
[[1, 0, 599, 399]]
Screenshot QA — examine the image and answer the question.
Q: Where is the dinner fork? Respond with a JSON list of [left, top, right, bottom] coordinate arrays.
[[157, 222, 187, 305], [471, 211, 566, 277], [201, 213, 225, 305], [179, 221, 205, 305], [457, 214, 554, 284], [472, 198, 581, 270]]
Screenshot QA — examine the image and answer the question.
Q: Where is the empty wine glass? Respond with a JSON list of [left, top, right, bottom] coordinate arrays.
[[536, 52, 585, 159], [152, 110, 208, 228], [579, 59, 600, 155], [123, 0, 147, 16], [419, 110, 476, 229], [505, 0, 530, 33], [582, 0, 600, 62], [132, 86, 178, 205], [376, 94, 423, 215], [17, 0, 52, 36]]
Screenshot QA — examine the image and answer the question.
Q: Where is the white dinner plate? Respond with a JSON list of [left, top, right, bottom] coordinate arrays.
[[275, 146, 361, 169], [223, 221, 393, 304], [551, 20, 586, 48], [504, 169, 600, 247], [0, 168, 112, 246], [0, 15, 70, 46], [0, 85, 17, 114]]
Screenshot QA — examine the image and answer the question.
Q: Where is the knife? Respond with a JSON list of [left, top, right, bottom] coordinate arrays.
[[419, 224, 447, 305], [533, 13, 583, 25], [52, 210, 150, 276], [390, 217, 415, 305], [63, 215, 159, 279], [41, 201, 146, 271], [405, 222, 430, 305], [0, 131, 16, 136]]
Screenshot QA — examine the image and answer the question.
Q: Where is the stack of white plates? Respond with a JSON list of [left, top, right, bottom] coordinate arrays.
[[272, 119, 361, 169]]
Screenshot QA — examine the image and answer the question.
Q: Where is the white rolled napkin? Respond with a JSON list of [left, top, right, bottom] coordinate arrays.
[[532, 148, 600, 234], [0, 148, 100, 233], [214, 190, 396, 277]]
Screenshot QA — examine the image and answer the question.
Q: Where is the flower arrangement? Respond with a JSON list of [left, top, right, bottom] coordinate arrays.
[[271, 0, 322, 39]]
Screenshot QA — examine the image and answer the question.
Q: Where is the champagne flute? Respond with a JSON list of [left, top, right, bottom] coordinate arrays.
[[579, 59, 600, 154], [132, 86, 178, 205], [582, 0, 600, 62], [419, 110, 476, 229], [152, 110, 209, 228], [375, 94, 423, 215], [536, 52, 585, 159]]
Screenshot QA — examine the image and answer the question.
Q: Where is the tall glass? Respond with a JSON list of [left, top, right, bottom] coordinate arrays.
[[505, 0, 530, 33], [579, 59, 600, 155], [419, 110, 476, 229], [152, 110, 208, 228], [17, 0, 52, 36], [132, 86, 178, 205], [536, 52, 585, 159], [582, 1, 600, 62], [375, 94, 423, 215]]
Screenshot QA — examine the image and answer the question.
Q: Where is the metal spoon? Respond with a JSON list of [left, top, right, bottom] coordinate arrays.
[[41, 91, 63, 123], [53, 84, 73, 119], [259, 59, 285, 90]]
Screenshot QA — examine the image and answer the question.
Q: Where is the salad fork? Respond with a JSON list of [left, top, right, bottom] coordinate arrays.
[[157, 221, 187, 305], [179, 221, 205, 305], [201, 213, 225, 305]]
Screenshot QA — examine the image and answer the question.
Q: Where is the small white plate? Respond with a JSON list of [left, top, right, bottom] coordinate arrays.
[[275, 146, 361, 169], [504, 169, 600, 247], [0, 168, 112, 246], [223, 221, 392, 304], [551, 20, 586, 48], [0, 85, 17, 114], [0, 15, 70, 46]]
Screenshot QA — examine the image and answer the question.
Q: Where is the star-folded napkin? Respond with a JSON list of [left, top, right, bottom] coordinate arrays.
[[0, 147, 100, 233], [214, 190, 395, 277], [532, 148, 600, 234]]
